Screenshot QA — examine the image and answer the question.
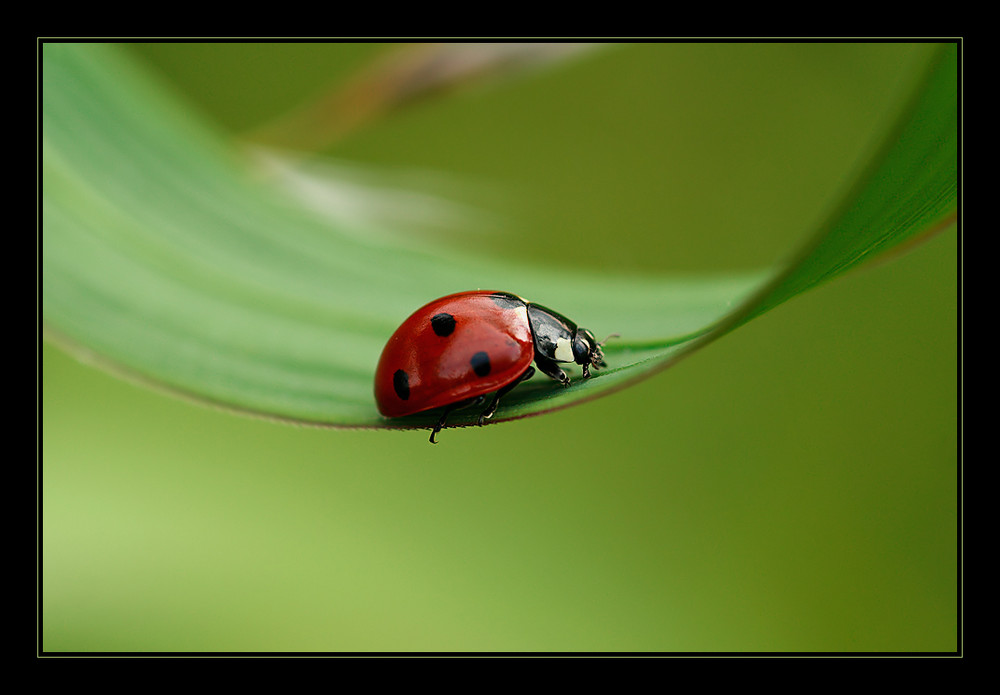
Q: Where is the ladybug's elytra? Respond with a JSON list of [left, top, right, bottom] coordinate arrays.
[[374, 291, 609, 443]]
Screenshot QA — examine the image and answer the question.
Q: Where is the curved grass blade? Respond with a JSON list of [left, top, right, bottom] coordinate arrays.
[[41, 43, 957, 432]]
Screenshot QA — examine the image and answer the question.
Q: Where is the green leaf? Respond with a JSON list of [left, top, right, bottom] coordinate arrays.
[[42, 43, 957, 431]]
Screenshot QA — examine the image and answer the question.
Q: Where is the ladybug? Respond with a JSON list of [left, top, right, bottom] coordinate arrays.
[[375, 291, 609, 443]]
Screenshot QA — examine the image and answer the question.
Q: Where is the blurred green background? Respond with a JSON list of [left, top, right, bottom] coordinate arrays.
[[42, 42, 957, 652]]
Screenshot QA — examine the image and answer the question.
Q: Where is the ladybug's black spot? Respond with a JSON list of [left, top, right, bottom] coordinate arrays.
[[393, 369, 410, 400], [470, 351, 491, 377], [430, 312, 456, 337], [489, 293, 523, 310]]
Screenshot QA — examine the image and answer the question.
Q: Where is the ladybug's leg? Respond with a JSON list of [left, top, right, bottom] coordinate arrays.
[[534, 354, 570, 387], [478, 367, 535, 426], [430, 396, 485, 444]]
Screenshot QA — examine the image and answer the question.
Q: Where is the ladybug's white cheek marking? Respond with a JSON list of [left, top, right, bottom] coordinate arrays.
[[554, 338, 574, 363]]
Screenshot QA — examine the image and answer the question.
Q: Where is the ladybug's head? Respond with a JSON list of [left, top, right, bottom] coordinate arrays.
[[572, 328, 607, 378]]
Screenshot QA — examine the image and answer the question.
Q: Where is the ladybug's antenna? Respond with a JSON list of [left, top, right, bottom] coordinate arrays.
[[600, 333, 620, 347]]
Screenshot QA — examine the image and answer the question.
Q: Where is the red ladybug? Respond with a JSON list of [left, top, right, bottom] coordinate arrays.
[[375, 291, 609, 443]]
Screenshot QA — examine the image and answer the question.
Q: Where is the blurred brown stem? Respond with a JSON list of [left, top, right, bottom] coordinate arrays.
[[245, 42, 601, 152]]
